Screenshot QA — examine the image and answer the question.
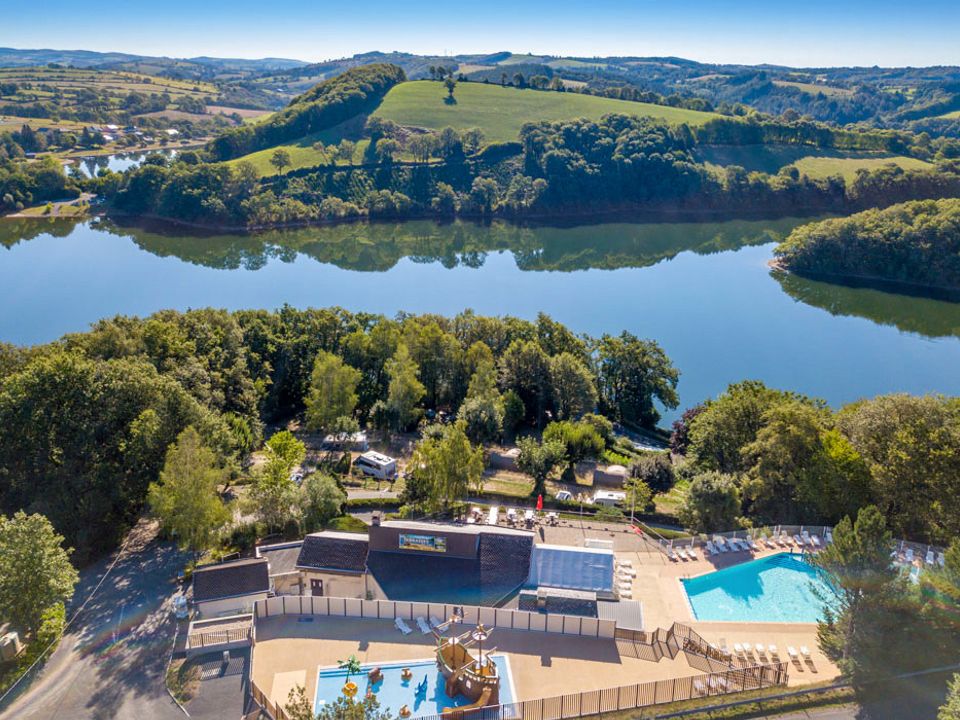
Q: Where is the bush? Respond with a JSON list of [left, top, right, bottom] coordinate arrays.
[[630, 453, 676, 492]]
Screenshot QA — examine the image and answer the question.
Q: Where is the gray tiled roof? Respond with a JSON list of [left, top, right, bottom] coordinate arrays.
[[192, 558, 270, 602], [296, 532, 369, 573]]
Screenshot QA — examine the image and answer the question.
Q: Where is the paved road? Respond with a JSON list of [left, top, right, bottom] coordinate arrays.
[[2, 521, 189, 720]]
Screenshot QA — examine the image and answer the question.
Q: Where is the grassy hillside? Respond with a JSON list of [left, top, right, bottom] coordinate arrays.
[[371, 81, 720, 143], [792, 155, 932, 181], [226, 133, 370, 175]]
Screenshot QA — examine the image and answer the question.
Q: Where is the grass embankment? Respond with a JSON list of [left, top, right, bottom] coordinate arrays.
[[225, 132, 371, 175], [372, 81, 721, 143], [694, 144, 932, 179]]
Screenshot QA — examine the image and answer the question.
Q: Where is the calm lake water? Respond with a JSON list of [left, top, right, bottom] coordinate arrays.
[[2, 215, 959, 421], [69, 150, 178, 178]]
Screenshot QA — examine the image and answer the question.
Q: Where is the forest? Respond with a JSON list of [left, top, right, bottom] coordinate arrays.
[[775, 198, 960, 290]]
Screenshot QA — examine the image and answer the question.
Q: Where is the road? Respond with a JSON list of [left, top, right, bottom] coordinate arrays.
[[1, 521, 189, 720]]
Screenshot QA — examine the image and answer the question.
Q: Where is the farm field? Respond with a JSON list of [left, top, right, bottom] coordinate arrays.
[[0, 66, 216, 98], [772, 80, 853, 97], [372, 80, 720, 143], [226, 133, 377, 175]]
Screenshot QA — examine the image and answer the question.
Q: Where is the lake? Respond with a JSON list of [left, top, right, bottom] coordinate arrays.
[[2, 215, 959, 422]]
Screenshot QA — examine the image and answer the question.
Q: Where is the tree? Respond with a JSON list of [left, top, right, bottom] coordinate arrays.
[[501, 390, 525, 437], [249, 430, 306, 531], [595, 332, 678, 428], [624, 476, 653, 517], [516, 437, 566, 496], [384, 344, 426, 431], [407, 134, 435, 164], [409, 423, 484, 509], [549, 352, 598, 420], [264, 430, 306, 473], [499, 339, 552, 428], [543, 420, 604, 473], [459, 394, 503, 445], [811, 506, 900, 686], [687, 381, 799, 473], [941, 674, 960, 720], [670, 404, 706, 454], [305, 351, 362, 433], [302, 473, 346, 530], [0, 511, 79, 631], [147, 426, 230, 552], [270, 148, 292, 175], [678, 471, 741, 533], [630, 453, 675, 493], [469, 177, 498, 213], [444, 77, 457, 99], [285, 684, 315, 720]]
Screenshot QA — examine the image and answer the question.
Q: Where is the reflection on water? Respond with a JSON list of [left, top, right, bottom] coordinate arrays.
[[68, 150, 178, 178], [1, 214, 959, 418]]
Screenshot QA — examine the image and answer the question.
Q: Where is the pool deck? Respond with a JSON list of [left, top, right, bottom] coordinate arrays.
[[616, 544, 840, 684], [253, 614, 701, 708]]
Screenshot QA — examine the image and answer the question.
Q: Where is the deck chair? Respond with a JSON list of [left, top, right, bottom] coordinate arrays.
[[416, 616, 431, 634], [395, 617, 413, 635]]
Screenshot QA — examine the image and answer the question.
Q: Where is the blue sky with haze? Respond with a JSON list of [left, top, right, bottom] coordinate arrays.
[[2, 0, 958, 66]]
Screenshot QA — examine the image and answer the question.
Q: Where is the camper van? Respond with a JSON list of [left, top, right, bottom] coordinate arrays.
[[591, 490, 626, 507], [353, 451, 398, 480]]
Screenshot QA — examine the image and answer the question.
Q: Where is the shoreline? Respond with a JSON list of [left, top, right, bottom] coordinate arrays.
[[768, 258, 960, 302]]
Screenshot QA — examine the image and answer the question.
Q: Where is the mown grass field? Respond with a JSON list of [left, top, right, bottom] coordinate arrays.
[[773, 80, 853, 97], [372, 80, 721, 143], [792, 154, 932, 181]]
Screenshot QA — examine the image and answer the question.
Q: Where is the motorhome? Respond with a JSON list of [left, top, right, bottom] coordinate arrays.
[[353, 451, 397, 480]]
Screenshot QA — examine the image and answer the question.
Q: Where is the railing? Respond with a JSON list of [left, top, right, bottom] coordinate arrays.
[[186, 626, 251, 649], [254, 596, 618, 640], [185, 613, 254, 656], [249, 661, 788, 720]]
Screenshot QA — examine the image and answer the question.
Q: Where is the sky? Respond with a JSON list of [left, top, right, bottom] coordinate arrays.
[[2, 0, 959, 67]]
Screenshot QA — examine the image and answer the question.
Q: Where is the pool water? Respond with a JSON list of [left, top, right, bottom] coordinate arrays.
[[314, 655, 515, 718], [681, 553, 837, 623]]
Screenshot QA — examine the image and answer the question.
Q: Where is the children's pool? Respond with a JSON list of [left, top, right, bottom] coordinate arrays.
[[314, 655, 515, 718], [681, 553, 837, 623]]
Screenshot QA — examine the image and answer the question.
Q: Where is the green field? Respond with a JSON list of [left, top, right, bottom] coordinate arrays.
[[773, 80, 853, 97], [792, 155, 932, 181], [371, 81, 720, 143]]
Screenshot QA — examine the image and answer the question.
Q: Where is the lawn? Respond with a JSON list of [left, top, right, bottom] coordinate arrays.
[[225, 133, 372, 176], [372, 81, 721, 143], [792, 154, 932, 181]]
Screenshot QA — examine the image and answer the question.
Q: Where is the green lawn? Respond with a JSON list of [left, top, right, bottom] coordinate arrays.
[[792, 154, 933, 181], [226, 133, 373, 176], [372, 81, 720, 143]]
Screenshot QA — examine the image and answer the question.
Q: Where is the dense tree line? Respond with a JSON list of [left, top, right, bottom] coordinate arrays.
[[0, 308, 676, 559], [0, 153, 80, 213], [208, 64, 406, 160], [672, 380, 960, 544], [775, 198, 960, 290]]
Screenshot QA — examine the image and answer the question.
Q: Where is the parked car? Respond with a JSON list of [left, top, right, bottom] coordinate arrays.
[[172, 594, 189, 620], [555, 490, 574, 501]]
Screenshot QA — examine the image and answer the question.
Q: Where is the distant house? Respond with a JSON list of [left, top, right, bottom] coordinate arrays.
[[321, 431, 368, 451], [163, 128, 180, 137], [296, 531, 371, 598], [191, 557, 270, 618]]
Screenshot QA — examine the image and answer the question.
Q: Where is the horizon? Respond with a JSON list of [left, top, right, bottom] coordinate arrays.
[[3, 0, 960, 68]]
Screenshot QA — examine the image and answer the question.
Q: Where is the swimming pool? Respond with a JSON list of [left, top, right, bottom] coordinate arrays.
[[681, 553, 837, 623], [314, 655, 515, 718]]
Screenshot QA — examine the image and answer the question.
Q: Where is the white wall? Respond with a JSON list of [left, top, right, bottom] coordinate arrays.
[[196, 591, 268, 619]]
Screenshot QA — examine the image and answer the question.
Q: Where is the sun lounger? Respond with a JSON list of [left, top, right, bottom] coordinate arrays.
[[667, 548, 678, 562], [787, 646, 799, 660], [777, 533, 790, 547], [800, 646, 811, 659], [938, 552, 946, 567], [755, 643, 765, 655], [742, 642, 753, 654], [710, 675, 728, 691], [793, 534, 804, 547], [810, 534, 822, 548], [716, 539, 729, 553], [693, 679, 707, 696], [619, 559, 634, 568], [904, 548, 914, 563], [801, 530, 811, 545], [926, 549, 935, 565], [687, 547, 698, 560], [416, 616, 431, 634], [768, 644, 778, 657], [677, 548, 689, 561], [395, 617, 412, 635], [825, 529, 833, 544], [430, 615, 444, 628], [706, 541, 718, 556], [733, 643, 744, 655], [748, 537, 759, 551], [619, 588, 633, 598]]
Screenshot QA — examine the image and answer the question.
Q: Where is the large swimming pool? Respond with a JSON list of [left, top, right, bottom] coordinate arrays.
[[314, 655, 515, 718], [681, 553, 837, 623]]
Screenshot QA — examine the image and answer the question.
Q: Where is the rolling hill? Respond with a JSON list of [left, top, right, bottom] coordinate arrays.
[[370, 80, 720, 143]]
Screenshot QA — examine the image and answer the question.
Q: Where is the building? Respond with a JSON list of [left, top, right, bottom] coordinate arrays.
[[255, 540, 303, 596], [296, 531, 371, 598], [353, 451, 397, 480], [191, 557, 270, 618]]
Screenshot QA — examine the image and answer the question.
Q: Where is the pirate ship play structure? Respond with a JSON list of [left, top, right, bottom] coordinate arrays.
[[433, 618, 502, 717]]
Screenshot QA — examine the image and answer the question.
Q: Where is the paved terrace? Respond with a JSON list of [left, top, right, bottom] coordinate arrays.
[[616, 542, 840, 685], [253, 615, 702, 708]]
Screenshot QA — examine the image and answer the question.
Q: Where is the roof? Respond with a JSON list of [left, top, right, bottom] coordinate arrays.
[[192, 558, 270, 603], [379, 520, 533, 538], [526, 544, 615, 596], [594, 490, 626, 500], [359, 451, 395, 465], [598, 599, 644, 631], [296, 531, 369, 573], [256, 541, 303, 576]]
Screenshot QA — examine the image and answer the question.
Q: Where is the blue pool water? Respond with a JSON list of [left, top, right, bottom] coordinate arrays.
[[314, 655, 514, 718], [681, 553, 837, 623]]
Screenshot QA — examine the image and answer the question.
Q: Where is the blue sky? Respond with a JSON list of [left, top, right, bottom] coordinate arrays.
[[2, 0, 959, 67]]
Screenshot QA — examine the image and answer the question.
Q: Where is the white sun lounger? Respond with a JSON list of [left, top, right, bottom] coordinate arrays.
[[742, 642, 753, 654], [787, 646, 799, 660], [733, 643, 744, 655], [706, 541, 718, 556], [619, 588, 633, 598], [687, 547, 698, 560], [778, 533, 790, 547], [716, 539, 729, 553], [938, 552, 946, 567], [677, 548, 689, 561], [395, 617, 412, 635], [825, 529, 833, 544], [904, 548, 914, 563], [768, 644, 779, 657], [693, 679, 707, 696], [926, 549, 936, 565], [416, 616, 432, 634], [801, 530, 812, 545], [755, 643, 766, 655], [800, 646, 811, 659], [747, 537, 759, 551], [430, 615, 445, 628], [810, 534, 822, 548], [793, 534, 804, 547]]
